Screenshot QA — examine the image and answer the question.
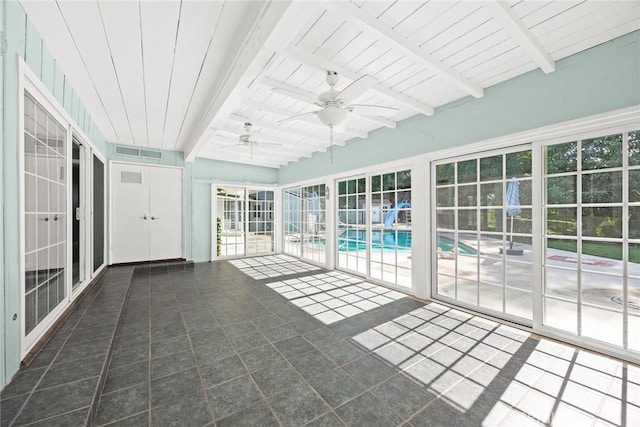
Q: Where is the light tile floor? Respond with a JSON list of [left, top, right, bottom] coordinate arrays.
[[1, 255, 639, 426]]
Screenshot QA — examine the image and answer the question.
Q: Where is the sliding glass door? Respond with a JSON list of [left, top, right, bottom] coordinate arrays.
[[23, 92, 68, 339], [215, 186, 274, 258], [433, 147, 534, 322], [542, 131, 639, 351], [283, 184, 327, 265], [336, 171, 413, 289]]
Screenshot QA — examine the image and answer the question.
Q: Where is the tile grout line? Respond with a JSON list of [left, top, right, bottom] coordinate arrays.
[[89, 269, 136, 426]]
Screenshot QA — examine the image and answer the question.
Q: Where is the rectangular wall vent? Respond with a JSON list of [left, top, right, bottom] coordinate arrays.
[[121, 171, 142, 184], [114, 146, 139, 156], [114, 145, 162, 160], [139, 149, 162, 159]]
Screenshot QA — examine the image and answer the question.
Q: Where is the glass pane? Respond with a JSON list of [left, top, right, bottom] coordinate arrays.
[[546, 175, 577, 204], [547, 208, 577, 236], [582, 306, 622, 346], [506, 150, 532, 178], [511, 208, 532, 234], [436, 187, 454, 207], [458, 210, 477, 231], [629, 130, 640, 166], [546, 239, 577, 262], [436, 163, 455, 185], [506, 261, 533, 292], [518, 180, 532, 206], [630, 170, 640, 202], [580, 240, 622, 263], [371, 175, 381, 192], [582, 134, 623, 170], [481, 209, 502, 232], [458, 185, 477, 207], [437, 274, 455, 298], [357, 178, 366, 193], [338, 180, 346, 195], [457, 278, 478, 305], [582, 171, 622, 203], [382, 173, 395, 191], [546, 142, 577, 174], [397, 170, 411, 189], [545, 266, 577, 301], [480, 155, 502, 181], [479, 257, 502, 285], [347, 180, 356, 194], [631, 243, 640, 266], [629, 314, 640, 351], [457, 160, 477, 183], [506, 288, 532, 319], [480, 183, 502, 207], [582, 207, 622, 238], [479, 282, 502, 311], [581, 272, 622, 309], [544, 298, 577, 333], [437, 210, 455, 230]]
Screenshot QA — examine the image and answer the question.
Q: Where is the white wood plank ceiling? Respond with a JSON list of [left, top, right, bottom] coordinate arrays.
[[22, 1, 640, 169]]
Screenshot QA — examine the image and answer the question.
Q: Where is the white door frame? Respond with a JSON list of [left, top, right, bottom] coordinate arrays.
[[108, 161, 185, 264]]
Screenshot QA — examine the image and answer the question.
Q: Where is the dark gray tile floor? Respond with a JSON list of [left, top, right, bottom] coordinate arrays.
[[2, 255, 639, 426]]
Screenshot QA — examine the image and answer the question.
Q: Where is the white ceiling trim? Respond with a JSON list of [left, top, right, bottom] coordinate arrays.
[[324, 1, 484, 99], [482, 1, 555, 74]]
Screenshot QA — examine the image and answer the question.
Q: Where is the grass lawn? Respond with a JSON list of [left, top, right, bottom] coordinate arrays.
[[547, 240, 640, 263]]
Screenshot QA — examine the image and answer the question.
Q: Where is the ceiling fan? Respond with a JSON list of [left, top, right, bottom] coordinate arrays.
[[277, 71, 398, 128], [220, 122, 281, 158]]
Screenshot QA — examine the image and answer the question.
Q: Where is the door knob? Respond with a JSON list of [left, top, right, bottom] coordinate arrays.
[[143, 213, 148, 220], [151, 216, 158, 220]]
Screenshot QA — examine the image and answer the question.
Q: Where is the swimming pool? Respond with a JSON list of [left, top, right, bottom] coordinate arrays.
[[336, 230, 477, 254]]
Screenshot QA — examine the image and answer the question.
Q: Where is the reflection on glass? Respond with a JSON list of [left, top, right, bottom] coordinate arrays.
[[546, 175, 577, 204], [582, 207, 622, 238], [546, 208, 577, 236], [506, 150, 532, 178], [582, 134, 623, 170], [480, 155, 502, 182], [480, 183, 502, 207], [629, 130, 640, 166], [436, 163, 455, 185], [458, 159, 477, 183], [582, 306, 622, 346], [546, 142, 577, 174], [544, 298, 577, 333], [457, 184, 477, 207], [545, 267, 578, 301], [582, 171, 622, 203]]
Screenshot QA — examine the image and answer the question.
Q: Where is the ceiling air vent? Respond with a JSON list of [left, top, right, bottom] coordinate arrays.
[[114, 145, 162, 160]]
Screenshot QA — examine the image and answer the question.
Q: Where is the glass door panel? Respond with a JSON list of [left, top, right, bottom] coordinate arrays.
[[433, 148, 533, 321], [23, 92, 67, 337], [217, 187, 245, 257], [301, 184, 326, 264], [72, 139, 84, 290], [93, 155, 105, 271], [247, 190, 274, 255], [283, 188, 302, 257], [543, 131, 637, 352], [216, 187, 274, 258], [337, 177, 367, 276]]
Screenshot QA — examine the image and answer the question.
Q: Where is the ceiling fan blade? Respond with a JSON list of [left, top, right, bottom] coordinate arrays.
[[278, 111, 318, 124], [218, 143, 244, 150], [272, 87, 320, 105], [348, 104, 399, 117], [337, 75, 377, 104], [256, 141, 282, 147]]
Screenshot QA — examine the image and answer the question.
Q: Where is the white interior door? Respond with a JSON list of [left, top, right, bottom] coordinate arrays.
[[149, 166, 183, 260], [111, 163, 150, 263]]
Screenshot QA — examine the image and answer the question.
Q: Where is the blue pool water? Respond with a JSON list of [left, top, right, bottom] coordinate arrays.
[[336, 230, 477, 254]]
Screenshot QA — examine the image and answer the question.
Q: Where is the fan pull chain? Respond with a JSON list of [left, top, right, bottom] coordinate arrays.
[[329, 125, 334, 164]]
